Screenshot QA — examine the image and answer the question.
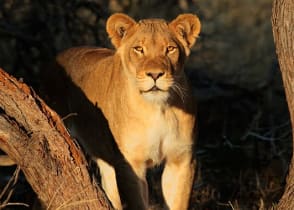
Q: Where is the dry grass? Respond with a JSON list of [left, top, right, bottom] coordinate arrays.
[[0, 166, 29, 209]]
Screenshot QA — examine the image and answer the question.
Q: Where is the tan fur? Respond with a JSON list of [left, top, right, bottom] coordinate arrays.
[[56, 13, 200, 210]]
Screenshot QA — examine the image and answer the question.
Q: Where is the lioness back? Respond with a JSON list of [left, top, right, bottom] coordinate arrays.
[[57, 47, 114, 87]]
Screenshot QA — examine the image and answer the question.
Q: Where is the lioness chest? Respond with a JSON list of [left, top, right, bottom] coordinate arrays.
[[115, 106, 187, 167]]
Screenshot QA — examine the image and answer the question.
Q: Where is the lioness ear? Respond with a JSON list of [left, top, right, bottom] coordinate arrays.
[[169, 14, 201, 55], [106, 13, 136, 48]]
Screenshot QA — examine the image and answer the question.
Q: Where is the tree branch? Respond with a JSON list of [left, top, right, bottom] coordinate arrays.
[[272, 0, 294, 209], [0, 68, 113, 210]]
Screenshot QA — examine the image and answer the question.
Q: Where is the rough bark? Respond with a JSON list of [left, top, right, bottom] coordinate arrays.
[[0, 68, 113, 210], [272, 0, 294, 209]]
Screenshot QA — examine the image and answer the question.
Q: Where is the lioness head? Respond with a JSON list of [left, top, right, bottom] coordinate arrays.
[[106, 13, 201, 103]]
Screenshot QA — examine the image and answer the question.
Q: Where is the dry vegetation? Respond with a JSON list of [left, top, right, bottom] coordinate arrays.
[[0, 0, 291, 209]]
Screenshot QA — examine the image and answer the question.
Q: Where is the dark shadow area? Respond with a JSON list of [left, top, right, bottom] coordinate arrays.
[[0, 1, 292, 210], [41, 60, 147, 210]]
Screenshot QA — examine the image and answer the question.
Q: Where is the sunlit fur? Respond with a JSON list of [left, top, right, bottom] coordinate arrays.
[[57, 13, 201, 210]]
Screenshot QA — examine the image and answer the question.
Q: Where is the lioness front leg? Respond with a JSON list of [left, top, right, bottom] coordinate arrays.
[[121, 159, 149, 210], [98, 158, 148, 210], [97, 159, 122, 210], [161, 153, 195, 210]]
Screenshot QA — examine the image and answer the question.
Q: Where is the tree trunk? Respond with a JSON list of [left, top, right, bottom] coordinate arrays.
[[272, 0, 294, 209], [0, 68, 113, 210]]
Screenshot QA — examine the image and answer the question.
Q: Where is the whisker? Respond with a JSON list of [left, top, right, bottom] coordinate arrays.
[[171, 82, 187, 103]]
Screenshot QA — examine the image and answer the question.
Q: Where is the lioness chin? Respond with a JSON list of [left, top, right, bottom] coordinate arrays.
[[53, 13, 200, 210]]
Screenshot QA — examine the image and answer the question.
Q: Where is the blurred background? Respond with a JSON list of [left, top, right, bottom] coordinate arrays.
[[0, 0, 292, 209]]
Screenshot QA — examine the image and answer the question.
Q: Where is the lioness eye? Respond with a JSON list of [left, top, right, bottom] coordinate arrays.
[[134, 46, 144, 54], [167, 46, 176, 53]]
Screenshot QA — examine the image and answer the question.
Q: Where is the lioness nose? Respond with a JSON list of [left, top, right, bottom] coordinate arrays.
[[146, 71, 164, 80]]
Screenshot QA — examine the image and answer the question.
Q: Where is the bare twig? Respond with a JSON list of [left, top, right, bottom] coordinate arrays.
[[0, 166, 24, 208]]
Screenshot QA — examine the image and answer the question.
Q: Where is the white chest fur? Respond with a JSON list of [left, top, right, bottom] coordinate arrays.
[[146, 108, 179, 164], [119, 106, 187, 167]]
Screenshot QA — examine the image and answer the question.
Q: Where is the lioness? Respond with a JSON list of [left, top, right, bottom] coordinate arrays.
[[53, 13, 200, 210]]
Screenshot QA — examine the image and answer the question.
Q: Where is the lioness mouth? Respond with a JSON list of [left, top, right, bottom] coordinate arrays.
[[150, 86, 161, 91], [141, 86, 163, 93]]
